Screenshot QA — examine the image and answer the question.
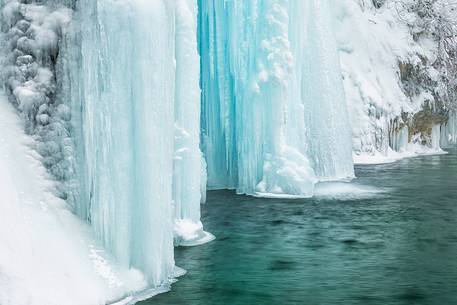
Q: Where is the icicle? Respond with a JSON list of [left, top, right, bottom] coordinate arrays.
[[73, 0, 177, 287], [199, 0, 353, 198], [173, 0, 213, 246], [431, 124, 442, 150]]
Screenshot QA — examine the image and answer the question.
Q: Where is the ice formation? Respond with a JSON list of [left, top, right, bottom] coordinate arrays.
[[199, 0, 354, 198]]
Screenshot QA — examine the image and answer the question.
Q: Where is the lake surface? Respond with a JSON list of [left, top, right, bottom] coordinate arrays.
[[140, 149, 457, 305]]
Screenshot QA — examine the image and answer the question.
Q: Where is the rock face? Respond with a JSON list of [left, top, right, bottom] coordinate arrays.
[[335, 0, 457, 159]]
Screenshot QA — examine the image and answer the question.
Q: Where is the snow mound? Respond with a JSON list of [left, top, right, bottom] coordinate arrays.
[[0, 92, 148, 305]]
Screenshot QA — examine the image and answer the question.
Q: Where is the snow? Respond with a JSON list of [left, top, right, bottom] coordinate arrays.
[[334, 0, 443, 159], [73, 0, 177, 287], [0, 91, 149, 305]]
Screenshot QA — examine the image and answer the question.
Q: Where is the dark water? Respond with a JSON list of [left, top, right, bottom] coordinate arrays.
[[141, 149, 457, 305]]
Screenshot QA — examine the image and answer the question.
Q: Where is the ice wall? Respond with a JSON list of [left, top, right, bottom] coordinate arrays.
[[64, 0, 210, 288], [199, 0, 354, 197], [73, 0, 176, 287]]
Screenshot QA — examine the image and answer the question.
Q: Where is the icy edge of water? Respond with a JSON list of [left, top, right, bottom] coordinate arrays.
[[107, 286, 170, 305], [354, 146, 448, 165], [174, 220, 216, 247], [108, 267, 186, 305]]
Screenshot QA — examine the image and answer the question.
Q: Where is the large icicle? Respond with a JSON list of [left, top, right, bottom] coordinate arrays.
[[173, 0, 214, 246], [297, 0, 354, 181], [199, 0, 354, 198]]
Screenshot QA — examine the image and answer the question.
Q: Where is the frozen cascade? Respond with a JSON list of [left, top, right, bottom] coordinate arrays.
[[63, 0, 211, 290], [199, 0, 354, 197], [75, 0, 176, 288]]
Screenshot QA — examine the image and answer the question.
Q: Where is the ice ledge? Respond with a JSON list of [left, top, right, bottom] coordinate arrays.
[[174, 220, 215, 247], [354, 146, 448, 165]]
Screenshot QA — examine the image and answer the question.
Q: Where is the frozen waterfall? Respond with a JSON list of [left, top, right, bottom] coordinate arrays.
[[199, 0, 354, 198], [62, 0, 211, 288], [76, 0, 176, 287]]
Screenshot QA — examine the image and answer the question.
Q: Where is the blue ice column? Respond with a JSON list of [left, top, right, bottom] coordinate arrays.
[[199, 0, 353, 197], [199, 0, 317, 197], [199, 0, 239, 190]]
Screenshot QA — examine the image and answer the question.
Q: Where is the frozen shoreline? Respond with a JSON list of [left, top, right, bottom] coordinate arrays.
[[353, 145, 448, 165]]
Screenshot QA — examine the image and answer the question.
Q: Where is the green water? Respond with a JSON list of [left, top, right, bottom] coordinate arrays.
[[141, 149, 457, 305]]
